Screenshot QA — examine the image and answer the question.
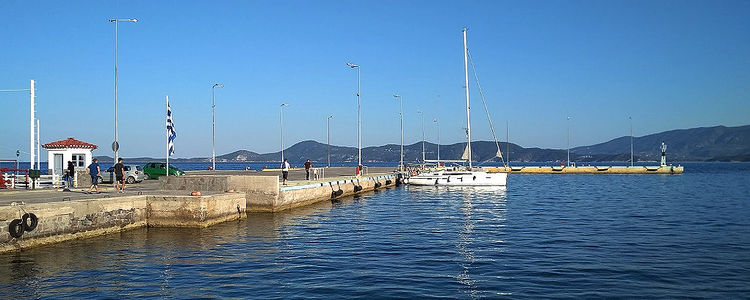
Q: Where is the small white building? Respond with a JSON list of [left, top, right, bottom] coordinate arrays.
[[42, 137, 98, 176]]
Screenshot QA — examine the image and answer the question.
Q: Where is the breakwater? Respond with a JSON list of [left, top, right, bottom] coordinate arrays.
[[487, 165, 684, 174]]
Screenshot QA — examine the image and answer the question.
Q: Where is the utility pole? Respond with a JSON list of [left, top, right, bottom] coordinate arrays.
[[30, 79, 35, 169]]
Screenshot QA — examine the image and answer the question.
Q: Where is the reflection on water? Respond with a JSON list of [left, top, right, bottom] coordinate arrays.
[[1, 164, 749, 298]]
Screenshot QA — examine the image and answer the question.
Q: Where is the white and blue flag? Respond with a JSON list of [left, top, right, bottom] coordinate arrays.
[[166, 96, 176, 156]]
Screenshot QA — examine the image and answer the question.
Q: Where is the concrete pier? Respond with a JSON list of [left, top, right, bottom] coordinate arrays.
[[486, 165, 684, 174], [0, 192, 246, 253], [1, 167, 400, 253], [160, 168, 399, 212]]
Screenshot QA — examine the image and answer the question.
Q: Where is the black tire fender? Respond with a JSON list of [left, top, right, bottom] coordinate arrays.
[[9, 219, 24, 238], [22, 213, 38, 232]]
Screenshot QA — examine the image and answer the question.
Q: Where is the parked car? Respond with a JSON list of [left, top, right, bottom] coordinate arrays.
[[142, 162, 185, 179], [98, 164, 145, 184]]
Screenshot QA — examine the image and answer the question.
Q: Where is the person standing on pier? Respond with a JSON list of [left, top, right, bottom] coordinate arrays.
[[86, 158, 100, 194], [304, 159, 312, 180], [281, 158, 290, 185], [114, 157, 125, 193], [66, 161, 75, 189]]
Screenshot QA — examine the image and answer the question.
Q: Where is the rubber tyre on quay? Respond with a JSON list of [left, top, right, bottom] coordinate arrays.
[[8, 219, 24, 238], [22, 213, 38, 232]]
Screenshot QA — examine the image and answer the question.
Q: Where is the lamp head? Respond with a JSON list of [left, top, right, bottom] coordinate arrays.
[[346, 62, 359, 68], [213, 83, 224, 88], [328, 115, 333, 119], [129, 19, 138, 22], [281, 103, 289, 107], [393, 94, 400, 98]]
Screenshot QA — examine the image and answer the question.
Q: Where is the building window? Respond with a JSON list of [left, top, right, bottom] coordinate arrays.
[[72, 154, 86, 167]]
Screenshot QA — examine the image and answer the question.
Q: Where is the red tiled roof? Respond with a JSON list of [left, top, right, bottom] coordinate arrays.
[[42, 137, 98, 150]]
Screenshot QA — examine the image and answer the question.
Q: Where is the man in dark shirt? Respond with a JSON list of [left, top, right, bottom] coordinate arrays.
[[114, 157, 125, 193], [304, 159, 312, 180], [87, 158, 100, 194]]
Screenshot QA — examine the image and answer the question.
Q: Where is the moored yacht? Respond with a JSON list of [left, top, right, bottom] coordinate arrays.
[[410, 28, 507, 187]]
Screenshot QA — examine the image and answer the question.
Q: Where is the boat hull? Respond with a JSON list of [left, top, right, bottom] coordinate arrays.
[[409, 171, 507, 186]]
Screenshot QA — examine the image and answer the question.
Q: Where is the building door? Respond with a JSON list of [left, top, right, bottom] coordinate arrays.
[[54, 154, 63, 176]]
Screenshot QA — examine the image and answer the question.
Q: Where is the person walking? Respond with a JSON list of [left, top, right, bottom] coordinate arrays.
[[86, 158, 101, 194], [281, 158, 290, 185], [66, 161, 75, 189], [304, 159, 313, 180], [114, 157, 125, 193]]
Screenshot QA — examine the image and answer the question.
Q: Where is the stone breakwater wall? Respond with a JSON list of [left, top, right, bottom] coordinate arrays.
[[0, 193, 246, 253], [160, 174, 399, 212]]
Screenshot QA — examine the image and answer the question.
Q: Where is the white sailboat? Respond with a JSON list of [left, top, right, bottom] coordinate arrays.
[[409, 28, 508, 187]]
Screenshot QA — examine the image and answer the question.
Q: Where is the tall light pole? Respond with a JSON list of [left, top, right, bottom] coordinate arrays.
[[567, 116, 572, 167], [211, 83, 223, 170], [433, 118, 440, 166], [346, 62, 361, 167], [30, 80, 35, 170], [0, 83, 32, 168], [393, 94, 403, 171], [109, 18, 137, 164], [327, 115, 333, 168], [629, 116, 633, 167], [280, 103, 289, 162], [417, 110, 425, 164]]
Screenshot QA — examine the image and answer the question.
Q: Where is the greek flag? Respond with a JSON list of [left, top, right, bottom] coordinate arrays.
[[166, 97, 176, 156]]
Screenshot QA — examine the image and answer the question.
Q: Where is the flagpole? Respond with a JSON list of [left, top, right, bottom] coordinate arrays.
[[166, 95, 169, 179]]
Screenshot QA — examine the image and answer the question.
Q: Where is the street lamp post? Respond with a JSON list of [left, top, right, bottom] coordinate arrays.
[[327, 115, 333, 168], [417, 110, 425, 164], [211, 83, 223, 171], [109, 18, 137, 164], [346, 62, 361, 167], [567, 116, 572, 167], [393, 94, 403, 171], [434, 118, 440, 166], [629, 116, 633, 167], [280, 103, 289, 162]]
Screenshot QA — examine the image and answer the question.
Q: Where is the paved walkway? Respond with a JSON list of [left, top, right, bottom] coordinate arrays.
[[1, 167, 400, 206]]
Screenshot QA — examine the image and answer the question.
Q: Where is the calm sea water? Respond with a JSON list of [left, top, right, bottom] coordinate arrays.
[[1, 163, 748, 298]]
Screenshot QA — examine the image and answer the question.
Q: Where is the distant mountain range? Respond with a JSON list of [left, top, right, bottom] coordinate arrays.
[[96, 125, 750, 163]]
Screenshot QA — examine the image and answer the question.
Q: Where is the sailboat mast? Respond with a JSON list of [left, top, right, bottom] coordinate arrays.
[[463, 28, 472, 169]]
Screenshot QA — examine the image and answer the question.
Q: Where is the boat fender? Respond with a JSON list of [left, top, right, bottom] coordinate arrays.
[[374, 182, 382, 188], [385, 179, 392, 185], [333, 189, 344, 197], [395, 178, 402, 186], [22, 213, 38, 232], [434, 179, 439, 185], [353, 185, 363, 192], [473, 176, 476, 180], [8, 219, 24, 238]]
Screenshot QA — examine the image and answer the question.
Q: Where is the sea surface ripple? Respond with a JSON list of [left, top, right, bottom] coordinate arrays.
[[1, 162, 748, 298]]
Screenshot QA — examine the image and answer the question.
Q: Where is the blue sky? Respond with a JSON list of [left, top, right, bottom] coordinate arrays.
[[1, 0, 748, 160]]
